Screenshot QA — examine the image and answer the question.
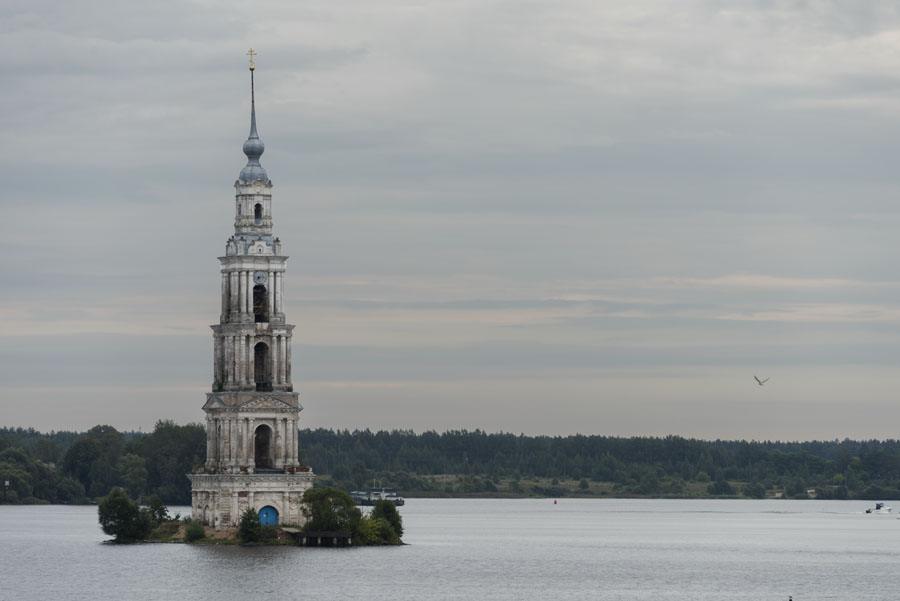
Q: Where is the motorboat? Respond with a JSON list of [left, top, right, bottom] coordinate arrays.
[[350, 488, 405, 507], [865, 502, 892, 514]]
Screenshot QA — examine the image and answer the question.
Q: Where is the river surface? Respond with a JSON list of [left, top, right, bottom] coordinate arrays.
[[2, 498, 899, 600]]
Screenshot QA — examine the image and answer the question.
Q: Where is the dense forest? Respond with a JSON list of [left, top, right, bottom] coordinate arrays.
[[3, 423, 900, 504]]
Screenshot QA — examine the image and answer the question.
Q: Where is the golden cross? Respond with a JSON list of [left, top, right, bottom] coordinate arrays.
[[247, 48, 257, 71]]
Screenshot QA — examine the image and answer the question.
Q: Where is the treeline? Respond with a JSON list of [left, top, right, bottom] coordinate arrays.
[[3, 424, 900, 504], [0, 422, 204, 505], [302, 429, 900, 499]]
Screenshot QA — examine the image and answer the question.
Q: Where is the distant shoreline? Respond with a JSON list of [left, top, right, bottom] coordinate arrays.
[[4, 424, 900, 506]]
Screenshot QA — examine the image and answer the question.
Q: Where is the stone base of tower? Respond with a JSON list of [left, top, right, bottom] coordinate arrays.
[[189, 472, 315, 529]]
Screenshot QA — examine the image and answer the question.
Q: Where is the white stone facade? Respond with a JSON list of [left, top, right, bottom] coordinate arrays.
[[191, 473, 313, 528], [189, 73, 314, 528]]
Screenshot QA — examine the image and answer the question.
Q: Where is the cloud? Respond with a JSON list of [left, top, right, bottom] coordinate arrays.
[[5, 0, 900, 437]]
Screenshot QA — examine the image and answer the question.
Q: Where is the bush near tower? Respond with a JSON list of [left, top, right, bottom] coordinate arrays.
[[300, 487, 403, 545], [238, 508, 277, 544], [97, 488, 155, 543]]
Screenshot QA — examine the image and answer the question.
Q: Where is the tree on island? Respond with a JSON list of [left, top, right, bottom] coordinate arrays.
[[145, 495, 169, 524], [300, 488, 403, 545], [301, 487, 362, 533], [371, 499, 403, 539], [237, 508, 276, 544], [97, 488, 154, 543]]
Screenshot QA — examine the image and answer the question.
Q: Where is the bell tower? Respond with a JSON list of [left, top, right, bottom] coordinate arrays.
[[190, 51, 314, 529]]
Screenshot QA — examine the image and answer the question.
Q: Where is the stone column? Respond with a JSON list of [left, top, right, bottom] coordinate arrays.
[[238, 271, 246, 318], [247, 418, 255, 468], [245, 270, 253, 315], [216, 419, 224, 468], [240, 419, 247, 468], [273, 335, 280, 386], [246, 335, 252, 385], [220, 273, 228, 319], [206, 417, 214, 467], [294, 418, 300, 464], [224, 417, 231, 469], [283, 418, 289, 465], [295, 419, 300, 465], [213, 336, 221, 387], [284, 418, 291, 466], [229, 271, 239, 317], [238, 335, 246, 386], [236, 336, 241, 386], [274, 418, 283, 469], [283, 418, 289, 466], [224, 336, 233, 386], [244, 418, 251, 468], [223, 417, 231, 465], [274, 272, 281, 315], [234, 336, 240, 386], [235, 418, 243, 470], [231, 418, 241, 471], [248, 340, 255, 387], [286, 337, 292, 386], [276, 336, 286, 385], [235, 418, 241, 469], [267, 271, 275, 319], [230, 417, 237, 467], [288, 418, 295, 466]]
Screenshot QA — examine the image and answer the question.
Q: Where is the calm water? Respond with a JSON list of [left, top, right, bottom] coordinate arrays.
[[2, 499, 899, 600]]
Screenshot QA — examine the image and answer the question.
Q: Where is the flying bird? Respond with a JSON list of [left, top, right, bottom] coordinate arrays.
[[754, 376, 770, 386]]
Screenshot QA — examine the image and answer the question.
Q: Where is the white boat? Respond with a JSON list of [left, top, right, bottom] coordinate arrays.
[[865, 502, 892, 514], [350, 488, 405, 507]]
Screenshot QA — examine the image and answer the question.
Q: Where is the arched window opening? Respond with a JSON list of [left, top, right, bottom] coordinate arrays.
[[254, 342, 271, 391], [253, 285, 268, 323], [254, 203, 262, 224], [254, 424, 273, 469]]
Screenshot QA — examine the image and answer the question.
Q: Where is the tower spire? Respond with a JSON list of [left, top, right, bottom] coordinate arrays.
[[248, 48, 258, 139], [239, 48, 268, 184]]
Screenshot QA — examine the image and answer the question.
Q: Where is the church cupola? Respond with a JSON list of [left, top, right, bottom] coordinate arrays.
[[238, 49, 269, 185], [233, 49, 274, 238]]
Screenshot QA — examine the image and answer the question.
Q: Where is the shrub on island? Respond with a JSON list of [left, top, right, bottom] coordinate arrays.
[[371, 499, 403, 539], [301, 487, 362, 533], [237, 508, 276, 544], [300, 487, 403, 545], [358, 516, 400, 545], [145, 495, 169, 524], [98, 488, 155, 543], [184, 519, 205, 542]]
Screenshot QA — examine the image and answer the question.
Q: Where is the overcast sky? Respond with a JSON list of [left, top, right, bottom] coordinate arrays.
[[6, 1, 900, 438]]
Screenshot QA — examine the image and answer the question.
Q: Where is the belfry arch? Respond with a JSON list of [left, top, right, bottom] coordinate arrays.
[[253, 284, 268, 322], [254, 341, 271, 391], [254, 424, 274, 469]]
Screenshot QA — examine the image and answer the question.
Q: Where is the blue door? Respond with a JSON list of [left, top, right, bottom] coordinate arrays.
[[259, 505, 279, 526]]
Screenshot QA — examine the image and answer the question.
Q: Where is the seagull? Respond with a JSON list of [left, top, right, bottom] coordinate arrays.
[[754, 375, 770, 386]]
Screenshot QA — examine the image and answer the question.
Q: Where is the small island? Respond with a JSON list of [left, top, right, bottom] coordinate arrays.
[[98, 487, 403, 546]]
